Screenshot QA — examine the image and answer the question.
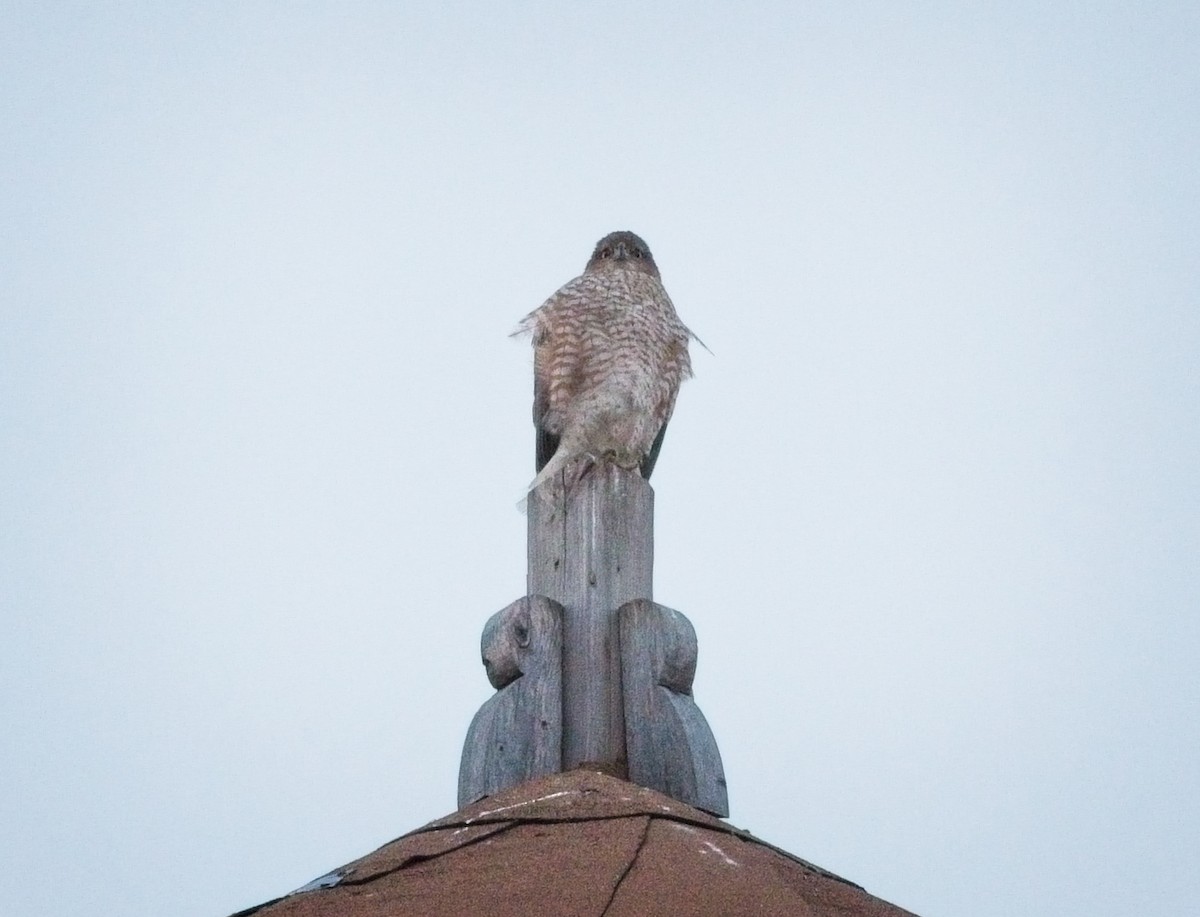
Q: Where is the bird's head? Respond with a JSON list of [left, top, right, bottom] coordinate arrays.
[[585, 230, 660, 278]]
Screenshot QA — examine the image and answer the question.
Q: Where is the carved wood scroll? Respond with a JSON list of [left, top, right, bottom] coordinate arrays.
[[619, 599, 728, 817], [458, 596, 563, 807]]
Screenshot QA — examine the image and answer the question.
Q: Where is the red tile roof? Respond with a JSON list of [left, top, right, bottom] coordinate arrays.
[[232, 768, 919, 917]]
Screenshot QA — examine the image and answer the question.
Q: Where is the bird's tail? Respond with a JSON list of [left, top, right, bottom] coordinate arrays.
[[516, 449, 573, 513]]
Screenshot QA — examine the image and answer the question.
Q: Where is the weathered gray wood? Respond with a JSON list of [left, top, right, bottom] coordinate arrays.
[[460, 461, 730, 813], [527, 464, 654, 773], [458, 596, 563, 806], [619, 599, 728, 817]]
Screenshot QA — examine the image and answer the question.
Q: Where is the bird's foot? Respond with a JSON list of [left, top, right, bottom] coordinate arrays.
[[568, 454, 600, 489], [607, 449, 642, 471]]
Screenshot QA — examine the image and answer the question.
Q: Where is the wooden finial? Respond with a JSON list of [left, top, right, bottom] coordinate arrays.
[[460, 461, 727, 816]]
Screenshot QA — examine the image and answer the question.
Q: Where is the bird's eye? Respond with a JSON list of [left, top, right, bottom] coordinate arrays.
[[632, 249, 643, 259], [600, 248, 612, 258]]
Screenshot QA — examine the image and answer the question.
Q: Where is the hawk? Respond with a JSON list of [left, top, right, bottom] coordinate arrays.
[[515, 230, 697, 497]]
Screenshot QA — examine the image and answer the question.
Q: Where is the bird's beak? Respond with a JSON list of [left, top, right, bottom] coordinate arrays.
[[613, 241, 628, 260]]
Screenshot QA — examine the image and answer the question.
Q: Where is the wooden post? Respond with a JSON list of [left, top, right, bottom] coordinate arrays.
[[527, 464, 654, 774]]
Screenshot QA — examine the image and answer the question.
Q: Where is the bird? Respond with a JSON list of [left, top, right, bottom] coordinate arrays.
[[514, 230, 698, 500]]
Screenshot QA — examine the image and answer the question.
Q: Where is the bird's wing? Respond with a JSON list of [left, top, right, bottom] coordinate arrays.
[[514, 304, 561, 473], [639, 422, 669, 479], [524, 281, 589, 472], [533, 368, 559, 472]]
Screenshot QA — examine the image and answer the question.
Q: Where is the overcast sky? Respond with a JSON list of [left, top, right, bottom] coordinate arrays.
[[2, 4, 1197, 916]]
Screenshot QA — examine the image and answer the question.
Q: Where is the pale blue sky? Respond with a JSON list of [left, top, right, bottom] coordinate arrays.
[[2, 4, 1197, 916]]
